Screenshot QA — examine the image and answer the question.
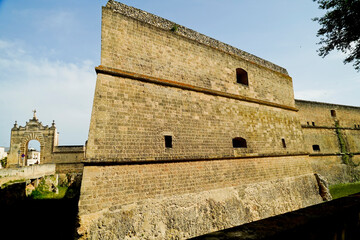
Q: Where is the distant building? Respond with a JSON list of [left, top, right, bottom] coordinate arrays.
[[27, 147, 40, 166], [0, 147, 8, 169], [0, 147, 8, 160]]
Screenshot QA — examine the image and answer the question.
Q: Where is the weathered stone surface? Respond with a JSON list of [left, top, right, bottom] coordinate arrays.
[[314, 173, 332, 201], [296, 100, 360, 184], [105, 0, 288, 76], [80, 175, 321, 239], [78, 1, 325, 238]]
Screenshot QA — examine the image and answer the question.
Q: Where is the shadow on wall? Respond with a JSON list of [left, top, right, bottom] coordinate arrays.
[[191, 193, 360, 240]]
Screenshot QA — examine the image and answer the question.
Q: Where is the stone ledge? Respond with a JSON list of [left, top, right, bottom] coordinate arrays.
[[95, 65, 298, 112], [82, 152, 309, 165]]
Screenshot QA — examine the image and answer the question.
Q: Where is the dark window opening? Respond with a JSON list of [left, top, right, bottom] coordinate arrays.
[[331, 110, 336, 117], [233, 137, 247, 148], [164, 135, 172, 148], [307, 122, 310, 126], [355, 124, 357, 129], [236, 68, 249, 86], [312, 122, 315, 126], [358, 125, 360, 128], [282, 138, 286, 148], [312, 145, 320, 151]]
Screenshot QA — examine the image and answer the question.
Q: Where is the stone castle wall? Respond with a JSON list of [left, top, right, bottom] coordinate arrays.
[[85, 3, 302, 163], [78, 1, 323, 239], [79, 158, 320, 239], [296, 100, 360, 184]]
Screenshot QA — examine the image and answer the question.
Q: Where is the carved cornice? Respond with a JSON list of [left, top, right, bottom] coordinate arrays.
[[12, 117, 56, 132]]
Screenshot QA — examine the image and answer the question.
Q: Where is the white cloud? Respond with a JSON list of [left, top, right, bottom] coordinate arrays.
[[0, 39, 96, 146]]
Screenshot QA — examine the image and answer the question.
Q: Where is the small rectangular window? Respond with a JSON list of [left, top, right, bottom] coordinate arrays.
[[281, 138, 286, 148], [331, 110, 336, 117], [312, 145, 320, 151], [236, 68, 249, 86], [233, 137, 247, 148], [307, 122, 310, 125], [164, 135, 172, 148], [312, 122, 315, 126]]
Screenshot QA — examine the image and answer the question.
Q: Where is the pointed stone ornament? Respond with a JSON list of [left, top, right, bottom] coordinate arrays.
[[33, 109, 37, 120]]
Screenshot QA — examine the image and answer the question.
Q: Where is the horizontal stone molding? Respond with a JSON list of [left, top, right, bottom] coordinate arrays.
[[83, 152, 309, 165], [309, 152, 360, 157], [301, 125, 360, 130], [95, 65, 298, 112]]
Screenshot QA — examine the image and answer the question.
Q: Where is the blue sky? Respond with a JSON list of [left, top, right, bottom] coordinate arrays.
[[0, 0, 359, 147]]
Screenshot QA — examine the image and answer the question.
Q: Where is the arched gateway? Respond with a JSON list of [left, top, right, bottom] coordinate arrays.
[[7, 111, 85, 167]]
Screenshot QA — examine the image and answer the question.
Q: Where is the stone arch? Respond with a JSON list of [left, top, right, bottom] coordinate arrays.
[[20, 133, 46, 154], [20, 133, 46, 165]]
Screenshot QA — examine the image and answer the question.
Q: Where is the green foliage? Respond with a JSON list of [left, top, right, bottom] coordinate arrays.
[[330, 181, 360, 199], [334, 121, 358, 167], [0, 179, 26, 189], [170, 24, 179, 32], [0, 157, 7, 168], [29, 186, 68, 199], [313, 0, 360, 70]]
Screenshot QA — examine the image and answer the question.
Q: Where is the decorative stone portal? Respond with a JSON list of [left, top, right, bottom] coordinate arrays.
[[6, 111, 85, 167]]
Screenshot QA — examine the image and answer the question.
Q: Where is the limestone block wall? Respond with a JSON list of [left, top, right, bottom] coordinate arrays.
[[344, 129, 360, 153], [296, 99, 360, 154], [101, 2, 295, 108], [52, 146, 85, 164], [85, 74, 305, 162], [78, 156, 322, 239], [296, 100, 360, 184], [309, 155, 360, 185], [78, 1, 324, 238], [55, 163, 84, 174], [296, 99, 360, 129], [302, 127, 339, 154]]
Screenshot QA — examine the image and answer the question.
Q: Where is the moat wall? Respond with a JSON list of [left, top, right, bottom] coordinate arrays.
[[79, 157, 321, 239], [78, 1, 323, 239], [296, 100, 360, 184]]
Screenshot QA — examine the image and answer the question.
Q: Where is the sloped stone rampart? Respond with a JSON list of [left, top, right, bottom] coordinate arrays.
[[78, 156, 322, 238]]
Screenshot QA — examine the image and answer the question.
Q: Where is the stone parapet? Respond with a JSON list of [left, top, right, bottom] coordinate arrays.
[[105, 0, 288, 76]]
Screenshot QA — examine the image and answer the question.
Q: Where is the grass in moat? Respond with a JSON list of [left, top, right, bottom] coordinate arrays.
[[29, 186, 68, 199], [329, 182, 360, 199]]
